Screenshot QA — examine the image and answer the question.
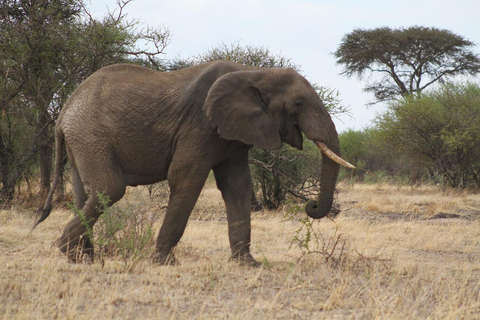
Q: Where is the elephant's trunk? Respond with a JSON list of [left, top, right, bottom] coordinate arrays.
[[305, 140, 354, 219]]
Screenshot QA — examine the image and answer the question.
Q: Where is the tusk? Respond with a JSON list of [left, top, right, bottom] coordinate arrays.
[[314, 141, 356, 169]]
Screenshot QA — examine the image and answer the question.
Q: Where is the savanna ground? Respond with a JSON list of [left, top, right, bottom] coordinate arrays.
[[1, 180, 480, 319]]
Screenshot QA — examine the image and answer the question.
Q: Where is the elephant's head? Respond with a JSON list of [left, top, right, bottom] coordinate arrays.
[[204, 67, 354, 219]]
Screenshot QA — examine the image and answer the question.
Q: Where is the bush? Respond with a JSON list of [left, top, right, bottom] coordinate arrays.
[[338, 128, 420, 185], [250, 141, 322, 209], [376, 82, 480, 189], [77, 193, 163, 272]]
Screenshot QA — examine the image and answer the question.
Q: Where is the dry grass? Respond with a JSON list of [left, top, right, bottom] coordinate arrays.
[[1, 183, 480, 319]]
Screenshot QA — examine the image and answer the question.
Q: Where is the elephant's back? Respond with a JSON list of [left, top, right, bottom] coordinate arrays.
[[59, 64, 169, 131], [57, 63, 192, 177]]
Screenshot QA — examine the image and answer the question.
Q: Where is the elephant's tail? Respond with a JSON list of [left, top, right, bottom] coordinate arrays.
[[31, 128, 65, 232]]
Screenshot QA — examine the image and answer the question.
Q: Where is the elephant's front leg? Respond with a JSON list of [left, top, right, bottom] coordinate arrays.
[[213, 150, 260, 267], [154, 164, 210, 265]]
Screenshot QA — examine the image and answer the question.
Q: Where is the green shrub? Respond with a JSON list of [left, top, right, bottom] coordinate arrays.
[[76, 193, 162, 272], [376, 82, 480, 189]]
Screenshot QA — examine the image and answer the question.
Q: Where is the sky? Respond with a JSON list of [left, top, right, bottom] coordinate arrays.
[[88, 0, 480, 132]]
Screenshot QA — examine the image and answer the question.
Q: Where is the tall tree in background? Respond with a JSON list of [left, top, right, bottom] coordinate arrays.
[[0, 0, 170, 205], [167, 42, 297, 71], [334, 26, 480, 103]]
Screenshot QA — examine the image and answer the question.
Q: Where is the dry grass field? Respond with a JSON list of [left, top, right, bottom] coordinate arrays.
[[1, 182, 480, 319]]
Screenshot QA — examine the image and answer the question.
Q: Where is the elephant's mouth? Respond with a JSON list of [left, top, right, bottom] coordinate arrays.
[[282, 124, 304, 150], [313, 141, 355, 169]]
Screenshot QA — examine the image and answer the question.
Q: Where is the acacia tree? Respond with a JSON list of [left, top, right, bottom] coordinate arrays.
[[334, 26, 480, 103], [0, 0, 170, 205]]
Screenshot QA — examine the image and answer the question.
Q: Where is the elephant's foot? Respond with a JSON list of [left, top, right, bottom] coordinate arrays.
[[55, 234, 94, 264], [229, 252, 260, 267], [153, 251, 179, 266]]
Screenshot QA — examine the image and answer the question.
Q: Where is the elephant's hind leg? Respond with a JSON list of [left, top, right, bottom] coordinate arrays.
[[55, 195, 100, 263], [56, 159, 127, 263], [69, 154, 87, 210]]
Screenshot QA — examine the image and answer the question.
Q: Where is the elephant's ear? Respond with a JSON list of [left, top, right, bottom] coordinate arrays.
[[203, 71, 282, 151]]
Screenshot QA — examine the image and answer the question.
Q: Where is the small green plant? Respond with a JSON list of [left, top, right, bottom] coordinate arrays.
[[288, 213, 347, 266], [258, 249, 273, 269], [75, 192, 162, 272], [285, 205, 393, 272]]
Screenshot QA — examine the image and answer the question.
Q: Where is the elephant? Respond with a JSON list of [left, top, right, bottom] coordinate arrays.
[[34, 60, 354, 266]]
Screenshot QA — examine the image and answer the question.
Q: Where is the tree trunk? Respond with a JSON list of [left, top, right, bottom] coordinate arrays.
[[38, 113, 52, 197], [39, 142, 52, 196], [0, 133, 15, 207], [250, 189, 263, 212], [57, 151, 67, 200]]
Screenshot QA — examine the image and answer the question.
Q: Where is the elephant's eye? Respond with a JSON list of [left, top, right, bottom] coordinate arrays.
[[294, 100, 304, 110]]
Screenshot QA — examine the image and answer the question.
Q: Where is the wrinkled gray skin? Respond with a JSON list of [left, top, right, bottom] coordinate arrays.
[[36, 60, 341, 266]]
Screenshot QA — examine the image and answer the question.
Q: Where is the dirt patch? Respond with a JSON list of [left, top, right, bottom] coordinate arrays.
[[339, 207, 480, 223], [429, 212, 462, 219]]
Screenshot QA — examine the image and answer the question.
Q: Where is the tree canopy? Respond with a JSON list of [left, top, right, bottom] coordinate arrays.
[[334, 26, 480, 103], [0, 0, 170, 205], [167, 42, 298, 71]]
